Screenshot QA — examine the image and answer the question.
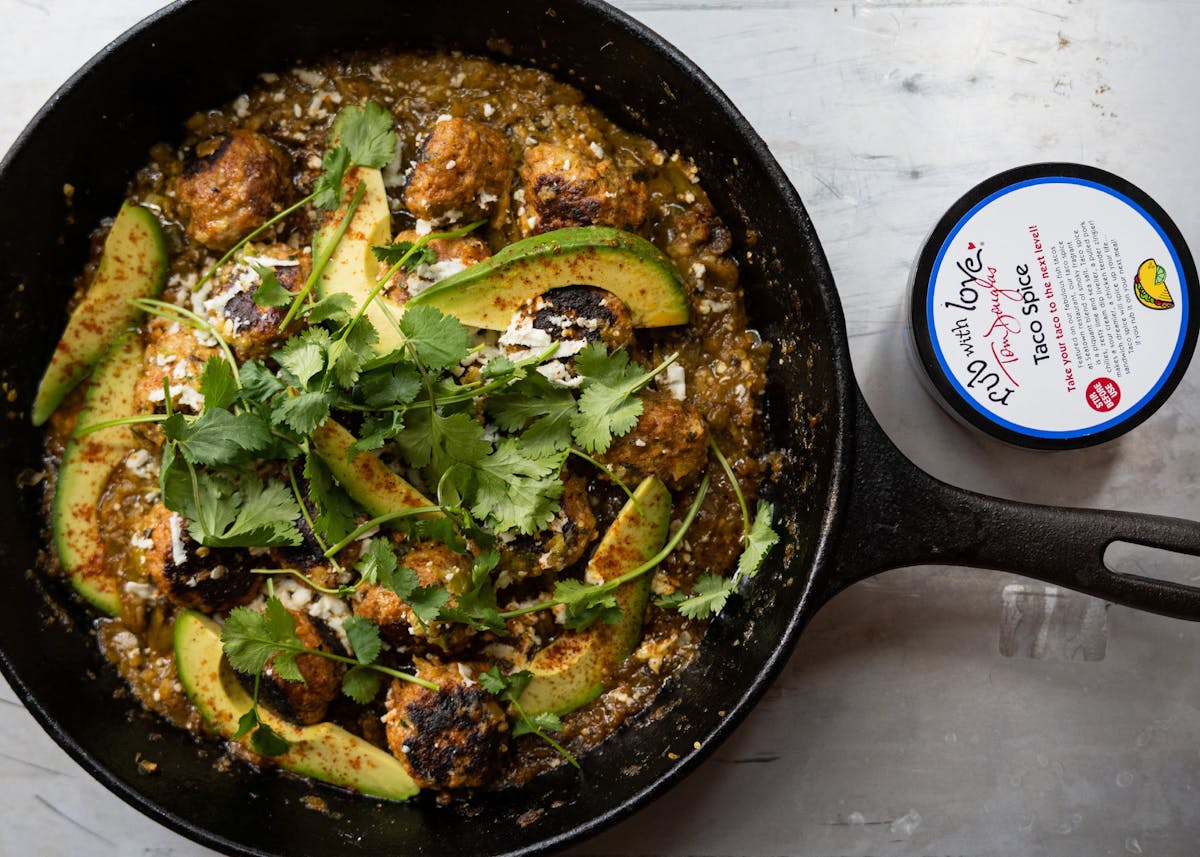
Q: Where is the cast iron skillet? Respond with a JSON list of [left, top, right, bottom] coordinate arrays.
[[0, 1, 1198, 855]]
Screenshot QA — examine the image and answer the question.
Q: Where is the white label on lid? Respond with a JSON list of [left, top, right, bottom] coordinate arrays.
[[926, 177, 1189, 439]]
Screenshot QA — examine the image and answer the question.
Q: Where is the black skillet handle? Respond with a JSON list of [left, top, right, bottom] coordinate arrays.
[[823, 389, 1200, 619]]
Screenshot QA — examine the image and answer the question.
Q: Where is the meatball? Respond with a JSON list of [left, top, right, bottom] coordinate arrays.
[[259, 609, 344, 726], [597, 395, 710, 490], [497, 474, 597, 585], [136, 505, 259, 612], [134, 316, 220, 420], [382, 228, 491, 304], [383, 661, 509, 790], [518, 142, 647, 235], [176, 130, 293, 251], [499, 285, 635, 363], [206, 245, 309, 361], [353, 541, 474, 652], [404, 117, 512, 224]]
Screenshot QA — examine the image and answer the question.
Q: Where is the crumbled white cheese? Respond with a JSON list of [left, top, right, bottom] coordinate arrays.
[[293, 103, 302, 118], [259, 72, 279, 84], [148, 382, 205, 412], [130, 534, 155, 552], [111, 630, 139, 654], [449, 71, 466, 88], [691, 262, 706, 280], [242, 255, 299, 268], [406, 258, 469, 297], [482, 102, 495, 118], [499, 316, 555, 350], [589, 141, 605, 159], [445, 159, 457, 170], [436, 113, 453, 124], [125, 448, 158, 480], [536, 359, 583, 388], [292, 67, 326, 87], [168, 514, 188, 566], [456, 663, 476, 685], [233, 94, 250, 119], [123, 581, 158, 600], [697, 298, 732, 315], [478, 190, 498, 206], [664, 363, 687, 400], [414, 219, 433, 236]]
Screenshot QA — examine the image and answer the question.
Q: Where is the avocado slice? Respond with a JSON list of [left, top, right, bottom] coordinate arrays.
[[310, 418, 433, 520], [173, 610, 419, 801], [313, 166, 401, 353], [518, 476, 671, 716], [407, 226, 690, 330], [33, 202, 167, 426], [51, 333, 144, 616]]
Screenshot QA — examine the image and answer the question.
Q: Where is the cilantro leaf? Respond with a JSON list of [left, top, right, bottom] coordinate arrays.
[[571, 345, 663, 453], [486, 374, 576, 453], [397, 305, 472, 371], [395, 408, 489, 476], [553, 578, 624, 631], [330, 319, 379, 388], [271, 390, 333, 435], [468, 438, 567, 534], [341, 666, 383, 704], [249, 720, 291, 756], [332, 101, 397, 170], [222, 598, 302, 675], [372, 241, 439, 271], [343, 615, 383, 665], [250, 263, 294, 308], [307, 292, 355, 326], [187, 474, 303, 548], [657, 573, 733, 620], [303, 450, 357, 545], [274, 327, 330, 388], [270, 650, 305, 684], [357, 363, 421, 409], [238, 359, 285, 403], [355, 538, 400, 586], [512, 711, 563, 738], [198, 358, 238, 412], [406, 584, 451, 625], [231, 708, 258, 741], [163, 409, 271, 467], [313, 145, 351, 211], [738, 501, 779, 579]]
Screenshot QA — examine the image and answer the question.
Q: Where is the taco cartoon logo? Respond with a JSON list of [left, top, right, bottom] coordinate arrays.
[[1133, 257, 1175, 310]]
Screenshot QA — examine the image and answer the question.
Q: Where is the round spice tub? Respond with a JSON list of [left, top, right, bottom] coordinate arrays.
[[909, 163, 1198, 450]]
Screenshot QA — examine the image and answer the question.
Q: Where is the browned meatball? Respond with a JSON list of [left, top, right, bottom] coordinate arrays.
[[382, 662, 509, 789], [259, 610, 344, 726], [518, 142, 647, 235], [137, 505, 259, 612], [207, 245, 309, 361], [597, 395, 709, 490], [176, 130, 293, 251], [497, 474, 597, 584], [404, 118, 512, 223], [134, 316, 220, 420], [353, 541, 474, 652]]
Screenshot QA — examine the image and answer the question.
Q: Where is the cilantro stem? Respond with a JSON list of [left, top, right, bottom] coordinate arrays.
[[251, 567, 351, 597], [193, 192, 317, 294], [182, 455, 213, 542], [133, 298, 240, 386], [282, 643, 438, 691], [498, 474, 710, 620], [323, 505, 445, 558], [708, 436, 750, 540], [279, 180, 367, 331], [73, 412, 167, 438]]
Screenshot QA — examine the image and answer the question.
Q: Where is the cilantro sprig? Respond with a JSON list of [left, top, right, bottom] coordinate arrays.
[[479, 667, 579, 769]]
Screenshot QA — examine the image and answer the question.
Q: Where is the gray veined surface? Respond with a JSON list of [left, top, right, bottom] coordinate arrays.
[[0, 1, 1198, 855]]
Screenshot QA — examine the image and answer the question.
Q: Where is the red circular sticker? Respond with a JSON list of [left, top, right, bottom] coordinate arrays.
[[1085, 377, 1121, 412]]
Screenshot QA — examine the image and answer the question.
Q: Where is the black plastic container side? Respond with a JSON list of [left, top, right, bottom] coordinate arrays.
[[908, 163, 1198, 450]]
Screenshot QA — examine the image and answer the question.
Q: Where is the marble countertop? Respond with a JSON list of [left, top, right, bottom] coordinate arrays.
[[1, 1, 1197, 855]]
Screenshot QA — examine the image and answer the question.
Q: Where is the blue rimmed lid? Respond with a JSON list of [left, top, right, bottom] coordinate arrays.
[[909, 163, 1197, 450]]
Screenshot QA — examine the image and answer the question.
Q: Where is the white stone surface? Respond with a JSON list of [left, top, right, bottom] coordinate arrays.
[[0, 1, 1197, 855]]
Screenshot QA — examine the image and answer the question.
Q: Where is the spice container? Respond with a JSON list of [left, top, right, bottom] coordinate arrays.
[[908, 163, 1197, 449]]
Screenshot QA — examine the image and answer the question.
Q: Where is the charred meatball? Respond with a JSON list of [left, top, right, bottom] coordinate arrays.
[[136, 505, 259, 612], [404, 117, 512, 224], [259, 609, 344, 726], [383, 661, 509, 790], [597, 395, 709, 490], [353, 541, 474, 652], [499, 285, 635, 364], [176, 130, 293, 251], [518, 142, 647, 235], [205, 245, 309, 361]]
